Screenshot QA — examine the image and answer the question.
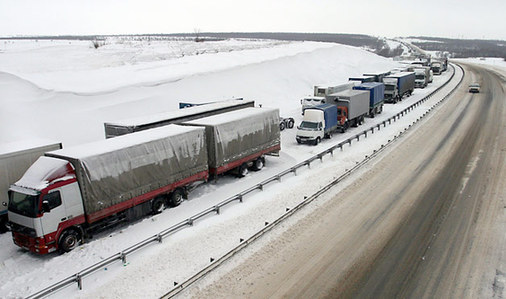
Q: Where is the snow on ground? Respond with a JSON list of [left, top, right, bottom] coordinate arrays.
[[0, 38, 457, 298], [454, 57, 506, 70]]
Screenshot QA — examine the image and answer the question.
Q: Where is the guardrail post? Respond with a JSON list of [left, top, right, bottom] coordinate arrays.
[[76, 274, 82, 290], [237, 195, 243, 203], [121, 253, 127, 264]]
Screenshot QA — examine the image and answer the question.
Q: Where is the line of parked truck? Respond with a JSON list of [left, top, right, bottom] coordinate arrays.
[[5, 101, 281, 254], [3, 56, 448, 255], [296, 58, 447, 146]]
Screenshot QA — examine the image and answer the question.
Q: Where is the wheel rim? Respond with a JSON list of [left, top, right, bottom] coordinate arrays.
[[255, 159, 264, 170]]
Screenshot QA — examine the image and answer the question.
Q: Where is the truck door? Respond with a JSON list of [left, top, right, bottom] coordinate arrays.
[[40, 189, 67, 243]]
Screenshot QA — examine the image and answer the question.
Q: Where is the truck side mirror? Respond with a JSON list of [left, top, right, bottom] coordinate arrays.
[[42, 200, 51, 213]]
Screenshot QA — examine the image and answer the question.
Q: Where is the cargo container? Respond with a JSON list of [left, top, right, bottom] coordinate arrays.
[[104, 98, 253, 138], [0, 140, 62, 232], [183, 107, 280, 177], [353, 82, 385, 118], [327, 89, 369, 132], [296, 104, 338, 145], [8, 125, 208, 254]]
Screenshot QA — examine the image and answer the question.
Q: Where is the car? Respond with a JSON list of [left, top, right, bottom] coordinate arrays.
[[469, 83, 480, 93]]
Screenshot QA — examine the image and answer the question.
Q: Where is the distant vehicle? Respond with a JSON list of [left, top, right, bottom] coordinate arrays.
[[0, 140, 62, 233], [411, 66, 431, 88], [469, 83, 481, 93], [383, 72, 415, 103], [430, 61, 443, 75], [279, 117, 295, 131]]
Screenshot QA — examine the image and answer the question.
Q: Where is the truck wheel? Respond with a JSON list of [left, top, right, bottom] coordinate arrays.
[[58, 229, 81, 253], [169, 189, 184, 207], [314, 137, 320, 146], [287, 119, 294, 129], [296, 139, 301, 144], [151, 197, 166, 214], [279, 122, 285, 131], [237, 163, 249, 178], [252, 157, 264, 171]]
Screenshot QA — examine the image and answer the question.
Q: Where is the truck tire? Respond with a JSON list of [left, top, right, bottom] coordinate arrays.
[[279, 122, 285, 131], [169, 189, 184, 207], [287, 119, 294, 129], [314, 137, 320, 146], [58, 229, 81, 253], [151, 197, 166, 214], [237, 163, 249, 178], [252, 157, 264, 171]]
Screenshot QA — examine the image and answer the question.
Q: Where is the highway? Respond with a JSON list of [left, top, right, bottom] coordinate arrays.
[[182, 63, 506, 298]]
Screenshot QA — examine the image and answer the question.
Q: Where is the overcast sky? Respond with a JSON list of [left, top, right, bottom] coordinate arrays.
[[0, 0, 505, 40]]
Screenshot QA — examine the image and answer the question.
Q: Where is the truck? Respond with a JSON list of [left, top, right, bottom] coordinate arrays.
[[327, 89, 369, 132], [430, 61, 443, 75], [104, 98, 254, 138], [302, 82, 355, 114], [362, 71, 391, 83], [353, 82, 385, 118], [8, 125, 209, 254], [296, 104, 338, 145], [382, 72, 415, 103], [408, 66, 431, 88], [182, 107, 280, 177], [0, 140, 62, 232], [9, 107, 281, 254]]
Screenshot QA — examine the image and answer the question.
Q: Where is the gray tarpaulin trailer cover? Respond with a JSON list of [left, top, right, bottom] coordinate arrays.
[[182, 107, 280, 175], [45, 125, 208, 218]]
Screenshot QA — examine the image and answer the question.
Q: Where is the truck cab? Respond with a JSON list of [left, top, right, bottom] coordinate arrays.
[[383, 77, 399, 103], [414, 69, 427, 88], [296, 109, 325, 145], [8, 156, 85, 254]]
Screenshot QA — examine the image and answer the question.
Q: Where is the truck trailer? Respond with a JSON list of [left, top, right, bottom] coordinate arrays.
[[296, 104, 338, 145], [104, 98, 254, 138], [383, 72, 415, 103], [327, 89, 369, 132], [8, 125, 209, 254], [183, 107, 281, 177], [0, 140, 62, 232], [362, 71, 391, 83], [353, 82, 385, 118]]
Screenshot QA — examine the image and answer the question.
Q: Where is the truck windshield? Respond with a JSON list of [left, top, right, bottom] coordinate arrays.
[[299, 121, 318, 130], [8, 191, 40, 218], [415, 75, 425, 80], [385, 85, 395, 91]]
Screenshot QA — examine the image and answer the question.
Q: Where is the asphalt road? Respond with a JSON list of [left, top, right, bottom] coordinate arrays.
[[183, 63, 506, 298]]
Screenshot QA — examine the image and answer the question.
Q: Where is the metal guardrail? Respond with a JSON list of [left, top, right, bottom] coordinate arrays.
[[27, 64, 463, 299]]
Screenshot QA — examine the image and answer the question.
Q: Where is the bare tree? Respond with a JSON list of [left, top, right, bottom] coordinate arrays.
[[194, 28, 203, 42]]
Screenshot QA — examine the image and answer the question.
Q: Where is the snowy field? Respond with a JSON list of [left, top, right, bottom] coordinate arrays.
[[0, 38, 458, 298]]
